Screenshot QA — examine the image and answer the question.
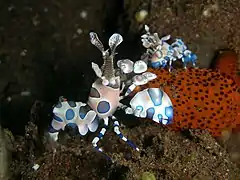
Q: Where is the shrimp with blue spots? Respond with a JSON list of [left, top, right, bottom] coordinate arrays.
[[48, 32, 144, 159], [48, 31, 174, 160], [141, 25, 175, 71], [141, 25, 198, 71], [171, 39, 198, 69]]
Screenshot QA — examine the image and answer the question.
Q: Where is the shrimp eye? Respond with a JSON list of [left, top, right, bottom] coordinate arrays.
[[89, 87, 100, 98]]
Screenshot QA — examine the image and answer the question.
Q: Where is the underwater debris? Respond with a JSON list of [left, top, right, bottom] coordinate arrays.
[[132, 68, 240, 137], [214, 50, 240, 87]]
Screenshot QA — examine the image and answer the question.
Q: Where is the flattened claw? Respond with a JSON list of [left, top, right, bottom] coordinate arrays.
[[132, 75, 148, 85], [117, 59, 134, 74], [142, 72, 157, 81], [133, 60, 148, 74]]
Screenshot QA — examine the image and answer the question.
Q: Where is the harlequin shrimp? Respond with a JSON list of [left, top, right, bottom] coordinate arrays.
[[141, 25, 174, 71], [141, 25, 198, 71], [171, 38, 198, 69], [48, 31, 174, 159]]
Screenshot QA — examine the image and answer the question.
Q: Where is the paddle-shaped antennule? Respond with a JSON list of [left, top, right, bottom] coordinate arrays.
[[99, 33, 123, 86], [89, 32, 123, 87], [108, 33, 123, 55], [89, 32, 105, 53]]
